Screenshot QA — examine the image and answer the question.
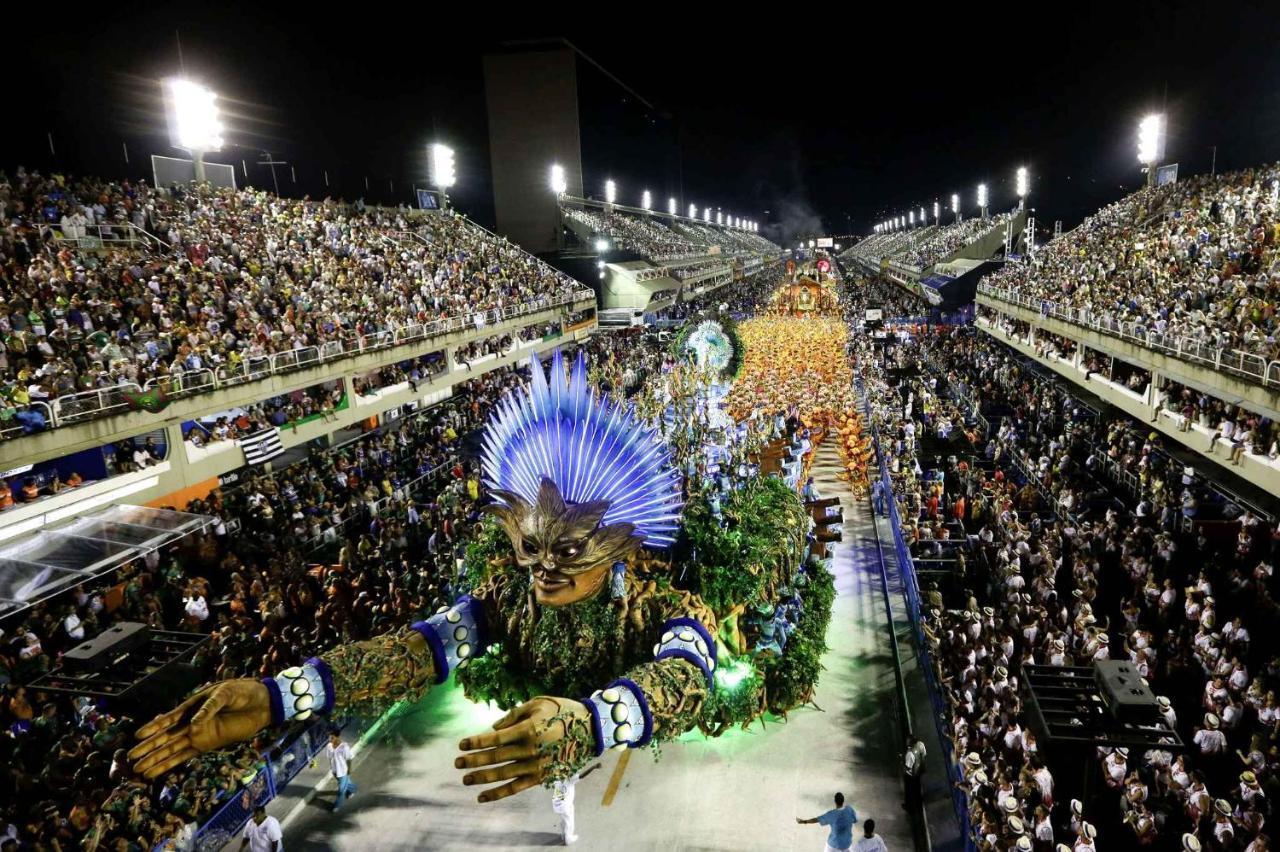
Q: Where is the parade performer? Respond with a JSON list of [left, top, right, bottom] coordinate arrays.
[[131, 350, 825, 804]]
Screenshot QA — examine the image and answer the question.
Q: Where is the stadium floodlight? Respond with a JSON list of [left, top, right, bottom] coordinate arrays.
[[977, 183, 987, 209], [933, 201, 940, 222], [642, 190, 651, 210], [909, 211, 915, 225], [951, 193, 960, 215], [704, 207, 712, 222], [1138, 113, 1166, 165], [163, 78, 224, 181], [716, 211, 723, 225], [595, 239, 609, 251], [1016, 166, 1029, 197], [919, 207, 925, 222], [689, 203, 697, 218], [668, 197, 677, 215], [550, 164, 568, 195], [429, 143, 456, 190], [605, 179, 617, 204]]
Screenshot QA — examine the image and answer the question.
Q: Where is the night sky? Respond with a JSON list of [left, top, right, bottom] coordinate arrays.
[[9, 3, 1280, 245]]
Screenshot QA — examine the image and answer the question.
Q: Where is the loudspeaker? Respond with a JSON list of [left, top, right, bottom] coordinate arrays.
[[64, 622, 150, 671], [1094, 660, 1157, 722]]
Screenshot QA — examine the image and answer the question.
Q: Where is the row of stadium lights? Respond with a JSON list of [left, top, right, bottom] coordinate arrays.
[[875, 113, 1168, 234], [162, 77, 759, 232], [162, 78, 460, 199], [160, 78, 1169, 239], [549, 165, 758, 233], [876, 166, 1029, 234]]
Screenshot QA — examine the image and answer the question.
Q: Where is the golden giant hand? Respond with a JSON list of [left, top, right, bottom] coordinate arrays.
[[130, 679, 272, 778], [456, 696, 593, 803]]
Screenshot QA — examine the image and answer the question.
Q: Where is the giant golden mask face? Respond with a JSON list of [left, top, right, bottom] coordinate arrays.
[[485, 478, 644, 606]]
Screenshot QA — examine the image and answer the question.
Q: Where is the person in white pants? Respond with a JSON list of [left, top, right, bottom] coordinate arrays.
[[551, 763, 601, 845]]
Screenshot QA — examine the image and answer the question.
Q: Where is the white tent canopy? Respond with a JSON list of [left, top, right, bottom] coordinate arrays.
[[0, 505, 213, 617]]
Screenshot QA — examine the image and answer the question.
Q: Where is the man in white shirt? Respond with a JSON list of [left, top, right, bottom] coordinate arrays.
[[239, 806, 282, 852], [183, 592, 209, 624], [324, 730, 357, 810], [853, 819, 888, 852]]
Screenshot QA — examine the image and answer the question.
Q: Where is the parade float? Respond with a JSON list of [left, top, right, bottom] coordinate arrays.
[[131, 347, 835, 803]]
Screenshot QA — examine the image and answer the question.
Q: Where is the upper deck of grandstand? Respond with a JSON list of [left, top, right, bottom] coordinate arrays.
[[843, 214, 1013, 272], [0, 171, 594, 443], [558, 196, 778, 262]]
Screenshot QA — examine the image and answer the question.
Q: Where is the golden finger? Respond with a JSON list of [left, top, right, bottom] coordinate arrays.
[[462, 757, 546, 786], [454, 742, 538, 770], [134, 736, 193, 777], [459, 719, 532, 752], [128, 725, 192, 762], [135, 689, 209, 740], [139, 747, 199, 780], [477, 772, 541, 803]]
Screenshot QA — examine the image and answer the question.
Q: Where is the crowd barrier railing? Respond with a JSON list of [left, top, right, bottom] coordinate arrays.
[[857, 377, 977, 852], [976, 285, 1280, 388], [152, 717, 331, 852], [2, 290, 594, 441]]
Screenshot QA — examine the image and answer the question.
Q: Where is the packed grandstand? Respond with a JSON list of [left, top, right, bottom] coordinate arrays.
[[3, 61, 1280, 852]]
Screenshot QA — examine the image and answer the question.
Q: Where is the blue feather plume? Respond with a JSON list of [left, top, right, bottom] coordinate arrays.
[[480, 349, 684, 548]]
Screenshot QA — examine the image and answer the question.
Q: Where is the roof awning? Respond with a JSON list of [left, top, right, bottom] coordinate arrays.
[[0, 505, 213, 618]]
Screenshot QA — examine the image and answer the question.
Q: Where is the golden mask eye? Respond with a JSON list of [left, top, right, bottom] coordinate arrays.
[[555, 542, 583, 560]]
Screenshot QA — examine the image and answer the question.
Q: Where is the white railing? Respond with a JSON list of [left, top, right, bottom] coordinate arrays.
[[47, 222, 167, 253], [6, 290, 593, 440], [977, 285, 1280, 388]]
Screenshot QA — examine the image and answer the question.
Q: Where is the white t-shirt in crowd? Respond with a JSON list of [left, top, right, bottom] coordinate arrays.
[[853, 834, 888, 852], [184, 595, 209, 622], [242, 815, 282, 852]]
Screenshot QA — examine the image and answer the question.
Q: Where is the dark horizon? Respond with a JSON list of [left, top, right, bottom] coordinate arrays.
[[8, 3, 1280, 245]]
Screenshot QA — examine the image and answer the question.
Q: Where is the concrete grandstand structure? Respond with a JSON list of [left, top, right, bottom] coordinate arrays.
[[554, 195, 781, 325]]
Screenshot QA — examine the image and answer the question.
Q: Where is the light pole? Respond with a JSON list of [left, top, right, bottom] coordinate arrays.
[[1138, 114, 1166, 187], [977, 183, 988, 219], [429, 143, 456, 209], [163, 78, 224, 183], [1016, 167, 1029, 211], [951, 194, 960, 224]]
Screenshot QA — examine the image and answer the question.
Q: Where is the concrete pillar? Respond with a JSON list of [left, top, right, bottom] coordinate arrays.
[[445, 346, 457, 372]]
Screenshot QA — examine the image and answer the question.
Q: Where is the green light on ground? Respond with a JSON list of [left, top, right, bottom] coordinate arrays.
[[715, 657, 755, 691]]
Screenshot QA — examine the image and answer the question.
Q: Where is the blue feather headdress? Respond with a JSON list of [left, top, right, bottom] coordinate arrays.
[[480, 349, 683, 548]]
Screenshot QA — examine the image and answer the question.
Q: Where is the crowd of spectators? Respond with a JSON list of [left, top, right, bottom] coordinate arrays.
[[983, 164, 1280, 361], [844, 214, 1012, 271], [849, 275, 1280, 851], [0, 168, 585, 435], [560, 203, 778, 261], [899, 214, 1012, 269]]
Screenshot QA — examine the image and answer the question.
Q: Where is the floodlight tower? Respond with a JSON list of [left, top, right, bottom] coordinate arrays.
[[977, 183, 988, 219], [429, 143, 456, 209], [642, 189, 652, 211], [1138, 114, 1167, 187], [951, 194, 960, 224], [1016, 167, 1029, 210], [163, 78, 224, 183], [550, 164, 568, 196], [689, 202, 697, 219], [668, 197, 677, 216], [933, 201, 940, 225], [605, 179, 617, 205]]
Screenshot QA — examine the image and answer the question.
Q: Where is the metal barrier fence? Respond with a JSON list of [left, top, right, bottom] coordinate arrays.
[[6, 290, 593, 440], [857, 377, 977, 852], [977, 285, 1280, 388], [152, 717, 331, 852]]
